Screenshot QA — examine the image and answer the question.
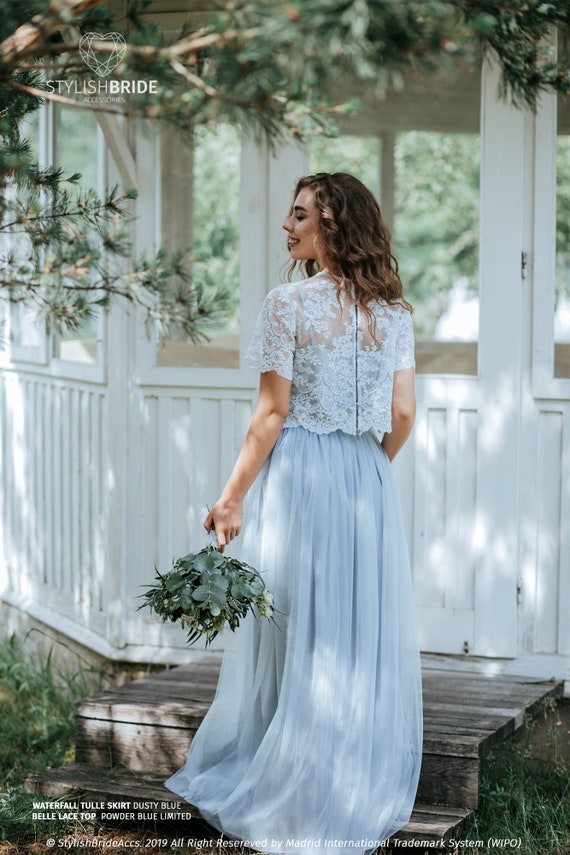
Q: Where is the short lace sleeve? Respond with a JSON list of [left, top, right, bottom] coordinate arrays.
[[245, 286, 297, 380], [394, 308, 415, 371]]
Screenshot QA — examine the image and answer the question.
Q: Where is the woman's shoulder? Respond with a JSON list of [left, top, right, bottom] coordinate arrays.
[[266, 273, 331, 303], [261, 281, 298, 307]]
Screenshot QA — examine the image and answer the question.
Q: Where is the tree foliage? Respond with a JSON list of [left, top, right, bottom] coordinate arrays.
[[0, 1, 234, 338], [1, 0, 570, 334], [3, 1, 570, 131]]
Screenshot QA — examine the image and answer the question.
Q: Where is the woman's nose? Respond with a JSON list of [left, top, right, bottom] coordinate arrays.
[[282, 216, 293, 232]]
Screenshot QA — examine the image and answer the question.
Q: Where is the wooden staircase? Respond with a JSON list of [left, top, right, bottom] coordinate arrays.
[[26, 655, 563, 848]]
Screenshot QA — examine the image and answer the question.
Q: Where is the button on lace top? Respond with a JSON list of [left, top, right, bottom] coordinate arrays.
[[246, 272, 415, 435]]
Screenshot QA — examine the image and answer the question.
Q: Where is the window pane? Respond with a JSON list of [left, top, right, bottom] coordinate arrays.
[[157, 124, 241, 368], [309, 136, 380, 197], [21, 110, 40, 159], [12, 305, 43, 349], [556, 95, 570, 378], [309, 71, 481, 375], [55, 106, 99, 190], [6, 112, 43, 358], [395, 131, 480, 375], [53, 106, 101, 364]]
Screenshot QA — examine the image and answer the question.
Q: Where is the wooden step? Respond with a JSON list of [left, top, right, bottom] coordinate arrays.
[[72, 659, 563, 809], [25, 657, 563, 848], [417, 670, 562, 808], [25, 762, 180, 806], [395, 804, 474, 843], [25, 762, 475, 846]]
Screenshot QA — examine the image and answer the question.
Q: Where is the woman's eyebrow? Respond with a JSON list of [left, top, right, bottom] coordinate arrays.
[[293, 205, 308, 213]]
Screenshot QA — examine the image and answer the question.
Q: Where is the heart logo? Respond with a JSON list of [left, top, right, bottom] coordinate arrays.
[[79, 32, 127, 78]]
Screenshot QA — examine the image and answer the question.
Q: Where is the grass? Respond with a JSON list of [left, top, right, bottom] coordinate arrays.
[[1, 633, 569, 855], [0, 632, 230, 854], [465, 708, 570, 855], [0, 633, 101, 789], [0, 631, 105, 846]]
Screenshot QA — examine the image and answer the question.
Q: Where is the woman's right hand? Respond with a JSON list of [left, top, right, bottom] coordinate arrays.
[[202, 371, 290, 552], [204, 497, 243, 553]]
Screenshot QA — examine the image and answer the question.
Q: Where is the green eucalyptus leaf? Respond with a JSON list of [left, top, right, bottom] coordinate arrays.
[[192, 585, 211, 602], [208, 574, 229, 591], [165, 572, 184, 592], [193, 552, 212, 572]]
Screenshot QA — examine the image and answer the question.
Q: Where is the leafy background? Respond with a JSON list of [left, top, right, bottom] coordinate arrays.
[[44, 105, 570, 350]]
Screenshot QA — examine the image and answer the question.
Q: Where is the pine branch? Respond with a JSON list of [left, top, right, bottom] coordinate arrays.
[[1, 0, 568, 139], [0, 0, 102, 62], [2, 0, 570, 338]]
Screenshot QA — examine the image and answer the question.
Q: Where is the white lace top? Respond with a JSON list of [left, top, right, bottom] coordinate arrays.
[[246, 272, 415, 435]]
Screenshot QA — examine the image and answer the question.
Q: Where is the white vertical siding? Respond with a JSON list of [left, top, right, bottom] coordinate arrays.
[[0, 373, 109, 633], [518, 401, 570, 659], [120, 387, 256, 656], [415, 407, 448, 609], [144, 391, 255, 575]]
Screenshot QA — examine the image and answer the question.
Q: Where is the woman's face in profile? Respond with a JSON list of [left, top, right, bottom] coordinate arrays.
[[282, 186, 322, 263]]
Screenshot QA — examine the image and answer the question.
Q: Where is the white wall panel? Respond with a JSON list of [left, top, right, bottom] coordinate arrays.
[[534, 411, 563, 654], [1, 367, 568, 664], [415, 408, 447, 609], [444, 409, 478, 612], [121, 389, 254, 655], [413, 401, 479, 655], [0, 374, 109, 632]]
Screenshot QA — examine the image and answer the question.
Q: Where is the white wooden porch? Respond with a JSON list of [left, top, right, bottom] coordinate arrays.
[[1, 2, 569, 683]]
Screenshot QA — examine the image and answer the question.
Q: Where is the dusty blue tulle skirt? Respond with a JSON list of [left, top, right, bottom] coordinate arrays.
[[165, 427, 422, 854]]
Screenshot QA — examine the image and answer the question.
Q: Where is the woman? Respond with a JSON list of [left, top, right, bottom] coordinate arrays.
[[165, 173, 423, 854]]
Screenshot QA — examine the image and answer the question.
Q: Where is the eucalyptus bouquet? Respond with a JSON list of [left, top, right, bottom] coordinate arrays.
[[139, 542, 274, 646]]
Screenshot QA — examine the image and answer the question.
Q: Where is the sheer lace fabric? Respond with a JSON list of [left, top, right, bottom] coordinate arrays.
[[246, 272, 415, 435]]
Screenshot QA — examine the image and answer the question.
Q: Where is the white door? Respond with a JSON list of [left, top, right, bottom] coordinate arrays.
[[407, 62, 525, 657]]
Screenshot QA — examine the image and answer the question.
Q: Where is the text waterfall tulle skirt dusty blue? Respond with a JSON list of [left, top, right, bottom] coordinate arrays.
[[165, 427, 423, 855]]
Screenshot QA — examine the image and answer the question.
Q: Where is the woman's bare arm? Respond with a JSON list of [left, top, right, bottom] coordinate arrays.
[[204, 371, 291, 551], [381, 367, 416, 461]]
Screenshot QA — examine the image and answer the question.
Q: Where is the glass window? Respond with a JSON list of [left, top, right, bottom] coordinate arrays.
[[12, 305, 42, 348], [394, 130, 480, 374], [6, 111, 45, 361], [21, 109, 40, 158], [555, 94, 570, 378], [309, 70, 481, 375], [156, 124, 241, 368], [309, 135, 380, 197], [52, 105, 102, 365], [54, 105, 99, 191]]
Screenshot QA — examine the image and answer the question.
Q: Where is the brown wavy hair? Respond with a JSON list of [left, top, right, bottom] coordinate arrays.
[[286, 172, 412, 314]]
